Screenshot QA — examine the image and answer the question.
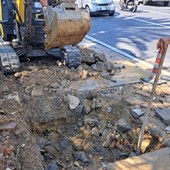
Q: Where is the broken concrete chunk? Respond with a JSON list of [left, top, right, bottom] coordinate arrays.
[[115, 119, 131, 133], [67, 94, 80, 110], [50, 82, 60, 89], [74, 151, 90, 163], [0, 121, 17, 131], [163, 138, 170, 147], [0, 114, 10, 125], [131, 109, 145, 118], [165, 126, 170, 134], [31, 88, 44, 96], [146, 123, 166, 142], [155, 108, 170, 125], [0, 85, 9, 93], [74, 105, 83, 114], [94, 53, 107, 62], [46, 160, 59, 170], [81, 54, 96, 64], [82, 99, 91, 114], [123, 96, 144, 106], [3, 92, 20, 103], [83, 116, 99, 126]]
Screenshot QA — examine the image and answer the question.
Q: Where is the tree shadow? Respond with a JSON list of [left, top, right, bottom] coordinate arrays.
[[88, 10, 170, 62]]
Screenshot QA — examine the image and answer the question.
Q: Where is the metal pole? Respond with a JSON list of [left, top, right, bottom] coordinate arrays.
[[137, 46, 168, 155]]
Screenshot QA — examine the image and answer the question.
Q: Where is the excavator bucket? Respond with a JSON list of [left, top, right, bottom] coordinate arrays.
[[43, 1, 90, 50]]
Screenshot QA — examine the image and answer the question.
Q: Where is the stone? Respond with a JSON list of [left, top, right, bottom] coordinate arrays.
[[94, 53, 107, 62], [115, 119, 131, 133], [36, 137, 46, 150], [163, 137, 170, 147], [102, 133, 113, 148], [155, 107, 170, 125], [31, 88, 44, 96], [67, 94, 80, 110], [0, 85, 9, 93], [59, 137, 69, 150], [50, 82, 60, 89], [0, 114, 10, 125], [141, 138, 151, 153], [107, 107, 113, 113], [135, 89, 150, 97], [0, 121, 17, 131], [46, 160, 59, 170], [131, 109, 145, 118], [91, 127, 99, 137], [81, 70, 88, 79], [74, 151, 90, 163], [146, 123, 166, 142], [123, 96, 144, 106], [113, 63, 125, 69], [165, 126, 170, 133], [74, 161, 80, 167], [5, 168, 12, 170], [74, 105, 83, 114], [4, 92, 20, 103], [81, 54, 96, 64], [82, 99, 91, 114], [83, 116, 99, 126]]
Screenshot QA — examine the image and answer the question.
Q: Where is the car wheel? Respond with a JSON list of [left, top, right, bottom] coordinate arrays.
[[164, 1, 169, 6], [85, 5, 91, 16], [109, 11, 115, 16]]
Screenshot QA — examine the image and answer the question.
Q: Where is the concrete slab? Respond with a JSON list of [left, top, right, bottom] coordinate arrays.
[[105, 147, 170, 170]]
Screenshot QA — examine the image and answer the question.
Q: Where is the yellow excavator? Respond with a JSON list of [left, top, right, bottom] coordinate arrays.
[[0, 0, 90, 73]]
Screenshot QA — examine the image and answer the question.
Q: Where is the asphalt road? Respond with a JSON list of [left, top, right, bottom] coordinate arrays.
[[87, 1, 170, 70]]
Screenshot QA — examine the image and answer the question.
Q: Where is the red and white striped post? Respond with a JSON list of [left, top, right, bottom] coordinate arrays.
[[142, 49, 163, 82]]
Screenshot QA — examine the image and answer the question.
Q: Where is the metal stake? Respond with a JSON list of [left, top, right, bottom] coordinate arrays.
[[137, 46, 168, 155]]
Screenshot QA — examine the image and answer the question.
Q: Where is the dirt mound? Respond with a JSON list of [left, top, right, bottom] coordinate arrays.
[[0, 47, 169, 170]]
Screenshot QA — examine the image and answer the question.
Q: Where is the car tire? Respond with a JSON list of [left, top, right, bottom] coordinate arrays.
[[109, 11, 115, 16], [164, 1, 169, 6]]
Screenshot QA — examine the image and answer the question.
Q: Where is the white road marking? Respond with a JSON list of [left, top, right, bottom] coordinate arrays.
[[131, 18, 170, 29], [142, 9, 170, 16]]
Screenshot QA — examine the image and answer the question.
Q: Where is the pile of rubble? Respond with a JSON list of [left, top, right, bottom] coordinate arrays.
[[0, 48, 170, 170]]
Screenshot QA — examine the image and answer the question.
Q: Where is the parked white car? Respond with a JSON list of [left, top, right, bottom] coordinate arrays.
[[75, 0, 116, 16]]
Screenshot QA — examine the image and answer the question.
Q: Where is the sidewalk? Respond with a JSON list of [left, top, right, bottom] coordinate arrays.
[[79, 38, 170, 81], [104, 147, 170, 170]]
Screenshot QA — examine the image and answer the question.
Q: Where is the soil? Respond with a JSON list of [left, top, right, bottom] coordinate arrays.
[[0, 46, 170, 170]]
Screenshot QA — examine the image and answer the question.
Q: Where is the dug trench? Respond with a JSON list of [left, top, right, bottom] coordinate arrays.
[[0, 47, 170, 170]]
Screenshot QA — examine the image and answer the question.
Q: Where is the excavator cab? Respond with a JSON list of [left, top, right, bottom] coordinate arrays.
[[0, 0, 90, 73]]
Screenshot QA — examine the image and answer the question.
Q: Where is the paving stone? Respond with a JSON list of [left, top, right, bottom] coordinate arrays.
[[131, 109, 145, 118], [155, 107, 170, 125]]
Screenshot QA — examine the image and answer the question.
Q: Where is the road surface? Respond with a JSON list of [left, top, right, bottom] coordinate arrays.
[[87, 2, 170, 71]]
